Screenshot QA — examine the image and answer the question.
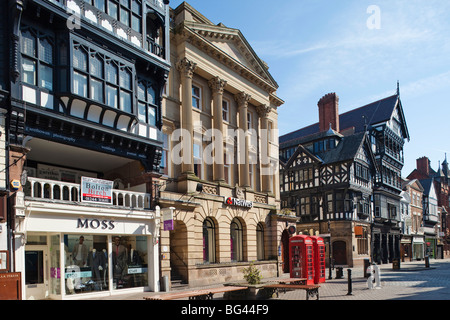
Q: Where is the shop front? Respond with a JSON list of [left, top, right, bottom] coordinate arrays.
[[14, 192, 161, 300], [412, 236, 424, 261]]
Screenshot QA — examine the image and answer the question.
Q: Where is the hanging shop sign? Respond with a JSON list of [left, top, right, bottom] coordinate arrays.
[[162, 207, 175, 231], [81, 177, 113, 204], [225, 197, 253, 208]]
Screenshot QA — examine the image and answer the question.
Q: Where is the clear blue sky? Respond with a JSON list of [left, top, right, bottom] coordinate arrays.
[[170, 0, 450, 177]]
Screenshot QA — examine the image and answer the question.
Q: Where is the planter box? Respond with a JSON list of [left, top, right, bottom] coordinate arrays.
[[223, 282, 272, 300]]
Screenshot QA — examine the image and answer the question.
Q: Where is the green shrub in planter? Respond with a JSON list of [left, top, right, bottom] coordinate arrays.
[[243, 262, 262, 285]]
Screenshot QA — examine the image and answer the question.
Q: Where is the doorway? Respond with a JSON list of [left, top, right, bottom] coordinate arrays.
[[281, 230, 290, 273], [332, 241, 347, 265], [25, 245, 49, 300]]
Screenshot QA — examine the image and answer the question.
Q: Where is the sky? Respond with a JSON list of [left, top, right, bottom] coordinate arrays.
[[169, 0, 450, 177]]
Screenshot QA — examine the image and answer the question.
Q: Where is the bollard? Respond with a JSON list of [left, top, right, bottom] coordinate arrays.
[[347, 269, 352, 295], [425, 256, 430, 268]]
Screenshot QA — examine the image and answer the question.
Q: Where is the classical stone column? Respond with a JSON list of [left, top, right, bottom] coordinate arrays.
[[256, 104, 272, 193], [176, 57, 197, 175], [235, 92, 251, 188], [208, 76, 227, 182]]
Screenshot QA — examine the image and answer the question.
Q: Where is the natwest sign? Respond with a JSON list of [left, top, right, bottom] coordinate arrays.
[[225, 197, 253, 208]]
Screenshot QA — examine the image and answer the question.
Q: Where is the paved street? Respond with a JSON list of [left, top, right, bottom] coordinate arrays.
[[92, 258, 450, 301], [282, 258, 450, 300]]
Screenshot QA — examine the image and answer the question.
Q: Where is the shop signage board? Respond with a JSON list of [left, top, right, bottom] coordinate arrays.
[[225, 197, 253, 208], [81, 177, 113, 204]]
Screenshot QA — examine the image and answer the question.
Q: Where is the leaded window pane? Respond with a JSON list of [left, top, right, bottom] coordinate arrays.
[[106, 85, 118, 108], [21, 31, 35, 56], [120, 90, 131, 112], [22, 58, 36, 85], [73, 47, 88, 71], [119, 69, 131, 89], [108, 1, 118, 19], [90, 55, 103, 78], [39, 64, 53, 90], [38, 38, 53, 64], [106, 62, 117, 84], [120, 8, 129, 26], [138, 102, 146, 121], [73, 72, 87, 97], [148, 106, 156, 126], [90, 78, 103, 102]]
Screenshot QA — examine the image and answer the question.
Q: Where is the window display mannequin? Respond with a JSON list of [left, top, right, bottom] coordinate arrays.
[[72, 236, 88, 267], [112, 237, 127, 284], [87, 248, 106, 288], [127, 244, 142, 265]]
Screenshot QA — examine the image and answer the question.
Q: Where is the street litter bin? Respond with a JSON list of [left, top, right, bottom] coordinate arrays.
[[335, 266, 343, 279], [392, 258, 400, 270], [363, 258, 370, 278], [161, 276, 169, 292]]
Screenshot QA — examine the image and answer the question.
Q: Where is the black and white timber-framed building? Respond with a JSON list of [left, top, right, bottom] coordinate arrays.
[[1, 0, 171, 299], [279, 89, 409, 267]]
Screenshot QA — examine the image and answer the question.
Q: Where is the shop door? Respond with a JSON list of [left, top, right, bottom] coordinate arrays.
[[281, 230, 290, 273], [332, 241, 347, 265], [25, 246, 48, 300]]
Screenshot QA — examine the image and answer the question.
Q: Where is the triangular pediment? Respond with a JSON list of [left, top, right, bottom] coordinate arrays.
[[183, 20, 278, 91]]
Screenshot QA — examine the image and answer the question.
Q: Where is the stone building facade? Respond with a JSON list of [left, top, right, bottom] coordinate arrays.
[[157, 2, 285, 287]]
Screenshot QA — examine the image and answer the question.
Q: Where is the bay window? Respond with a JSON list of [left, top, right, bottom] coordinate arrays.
[[71, 39, 134, 113]]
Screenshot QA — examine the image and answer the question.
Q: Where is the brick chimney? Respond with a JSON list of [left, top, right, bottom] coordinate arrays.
[[318, 93, 339, 133], [417, 157, 430, 177]]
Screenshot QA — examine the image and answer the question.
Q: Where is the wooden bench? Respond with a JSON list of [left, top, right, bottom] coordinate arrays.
[[263, 284, 320, 300], [144, 286, 248, 301], [265, 278, 307, 285]]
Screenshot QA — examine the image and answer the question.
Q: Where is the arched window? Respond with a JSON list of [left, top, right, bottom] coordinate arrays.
[[256, 223, 265, 261], [230, 218, 243, 262], [202, 218, 216, 263]]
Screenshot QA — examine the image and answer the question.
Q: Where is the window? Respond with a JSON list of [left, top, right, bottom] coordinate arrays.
[[249, 163, 254, 189], [203, 218, 216, 264], [161, 133, 169, 175], [357, 227, 369, 255], [193, 142, 202, 179], [268, 121, 273, 142], [222, 100, 229, 122], [300, 197, 310, 215], [335, 192, 344, 212], [230, 218, 243, 262], [192, 85, 201, 110], [256, 223, 265, 261], [326, 193, 333, 214], [20, 28, 54, 91], [72, 40, 134, 113], [224, 148, 230, 184], [85, 0, 142, 33], [247, 112, 252, 130], [137, 79, 157, 126]]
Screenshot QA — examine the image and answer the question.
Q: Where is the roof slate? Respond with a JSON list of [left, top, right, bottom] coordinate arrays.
[[280, 94, 399, 145]]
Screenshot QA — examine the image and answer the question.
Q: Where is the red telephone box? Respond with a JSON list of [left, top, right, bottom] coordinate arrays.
[[310, 236, 326, 284], [289, 235, 314, 285]]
